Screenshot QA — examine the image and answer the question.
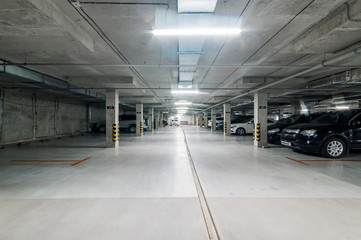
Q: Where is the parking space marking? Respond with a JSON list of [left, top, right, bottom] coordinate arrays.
[[12, 157, 92, 166], [285, 157, 310, 165], [286, 157, 361, 165]]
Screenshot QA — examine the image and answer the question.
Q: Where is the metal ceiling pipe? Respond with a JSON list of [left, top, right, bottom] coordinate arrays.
[[203, 48, 361, 111]]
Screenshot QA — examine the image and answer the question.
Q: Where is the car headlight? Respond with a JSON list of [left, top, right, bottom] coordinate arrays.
[[231, 125, 235, 128], [300, 129, 317, 136], [268, 128, 280, 133]]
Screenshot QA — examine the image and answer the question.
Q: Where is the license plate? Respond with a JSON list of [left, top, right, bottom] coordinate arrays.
[[281, 141, 291, 147]]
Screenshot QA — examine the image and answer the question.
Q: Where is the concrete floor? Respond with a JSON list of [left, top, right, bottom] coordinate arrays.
[[1, 126, 361, 240]]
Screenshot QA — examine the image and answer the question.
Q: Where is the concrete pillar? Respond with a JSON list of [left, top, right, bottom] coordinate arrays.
[[157, 111, 160, 129], [204, 112, 208, 128], [211, 108, 217, 132], [105, 90, 119, 148], [136, 103, 143, 136], [149, 108, 154, 132], [199, 115, 203, 127], [279, 108, 284, 119], [223, 103, 231, 136], [254, 92, 267, 147], [290, 103, 301, 115]]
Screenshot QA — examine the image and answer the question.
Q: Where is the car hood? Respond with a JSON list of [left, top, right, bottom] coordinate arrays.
[[283, 123, 335, 131], [267, 123, 288, 130]]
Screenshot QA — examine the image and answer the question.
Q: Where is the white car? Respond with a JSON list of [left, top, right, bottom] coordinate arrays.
[[171, 119, 179, 126], [207, 117, 224, 128], [230, 119, 275, 135]]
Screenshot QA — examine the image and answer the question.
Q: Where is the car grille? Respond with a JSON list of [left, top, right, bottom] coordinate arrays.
[[281, 129, 300, 140], [283, 129, 300, 134]]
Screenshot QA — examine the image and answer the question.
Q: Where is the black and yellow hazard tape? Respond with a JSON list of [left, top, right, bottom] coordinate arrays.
[[112, 124, 117, 142]]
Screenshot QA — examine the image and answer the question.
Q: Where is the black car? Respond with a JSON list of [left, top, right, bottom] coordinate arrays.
[[268, 114, 320, 144], [280, 110, 361, 158]]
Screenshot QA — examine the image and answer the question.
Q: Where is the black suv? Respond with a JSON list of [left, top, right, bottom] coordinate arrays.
[[268, 114, 320, 144], [280, 110, 361, 158]]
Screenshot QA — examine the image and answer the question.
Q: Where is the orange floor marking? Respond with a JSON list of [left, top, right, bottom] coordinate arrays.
[[71, 157, 92, 166], [285, 157, 310, 165], [12, 157, 92, 166], [285, 157, 361, 165], [129, 139, 135, 142]]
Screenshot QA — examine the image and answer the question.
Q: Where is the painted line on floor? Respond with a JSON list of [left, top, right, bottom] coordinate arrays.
[[181, 126, 220, 240], [71, 157, 92, 166], [285, 157, 361, 165], [285, 157, 310, 165], [12, 157, 92, 166]]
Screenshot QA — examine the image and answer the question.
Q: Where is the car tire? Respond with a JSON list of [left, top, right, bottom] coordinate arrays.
[[128, 124, 136, 133], [98, 124, 106, 133], [321, 137, 346, 158], [236, 128, 246, 135]]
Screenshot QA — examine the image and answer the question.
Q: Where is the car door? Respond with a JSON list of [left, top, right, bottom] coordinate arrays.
[[245, 119, 254, 133], [350, 113, 361, 148]]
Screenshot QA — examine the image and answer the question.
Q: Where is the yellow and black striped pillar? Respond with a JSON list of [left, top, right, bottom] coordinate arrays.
[[112, 124, 117, 142], [118, 124, 120, 141], [224, 122, 227, 133], [140, 122, 143, 133], [256, 123, 261, 141]]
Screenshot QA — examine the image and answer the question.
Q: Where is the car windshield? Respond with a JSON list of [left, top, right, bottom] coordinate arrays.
[[312, 111, 356, 124], [276, 115, 302, 125]]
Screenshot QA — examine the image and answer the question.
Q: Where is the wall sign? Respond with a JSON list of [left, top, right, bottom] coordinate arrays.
[[259, 106, 267, 109], [107, 106, 114, 109]]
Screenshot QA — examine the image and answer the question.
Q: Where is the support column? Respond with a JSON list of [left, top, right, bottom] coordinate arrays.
[[254, 92, 267, 147], [105, 90, 119, 148], [211, 108, 217, 132], [199, 115, 203, 127], [157, 111, 160, 129], [149, 108, 154, 132], [223, 103, 231, 136], [136, 103, 143, 136], [195, 116, 199, 126], [290, 103, 300, 115], [204, 112, 208, 128], [279, 108, 284, 119]]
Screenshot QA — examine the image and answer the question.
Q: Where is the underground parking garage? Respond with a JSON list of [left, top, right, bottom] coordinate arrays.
[[1, 0, 361, 239]]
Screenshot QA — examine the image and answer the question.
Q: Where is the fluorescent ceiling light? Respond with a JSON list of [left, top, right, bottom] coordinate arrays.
[[336, 106, 350, 109], [175, 102, 192, 105], [178, 84, 193, 89], [176, 107, 189, 110], [153, 28, 241, 36], [172, 90, 199, 94]]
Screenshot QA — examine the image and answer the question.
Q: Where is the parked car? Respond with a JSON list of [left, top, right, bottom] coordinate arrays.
[[208, 117, 224, 128], [231, 115, 253, 124], [96, 115, 142, 134], [231, 118, 275, 135], [268, 113, 321, 144], [280, 110, 361, 158]]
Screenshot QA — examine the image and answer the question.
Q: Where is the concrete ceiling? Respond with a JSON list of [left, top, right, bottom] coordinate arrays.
[[1, 0, 361, 115]]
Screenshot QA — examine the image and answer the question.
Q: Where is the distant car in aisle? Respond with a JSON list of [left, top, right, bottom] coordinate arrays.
[[171, 119, 179, 126], [231, 118, 275, 135], [281, 110, 361, 158], [268, 113, 321, 144]]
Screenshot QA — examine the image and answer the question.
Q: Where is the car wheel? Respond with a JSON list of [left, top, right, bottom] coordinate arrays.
[[128, 124, 136, 133], [321, 137, 346, 158], [98, 124, 105, 133], [236, 128, 246, 135]]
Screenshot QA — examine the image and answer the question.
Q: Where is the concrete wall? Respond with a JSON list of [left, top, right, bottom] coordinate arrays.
[[0, 88, 89, 144]]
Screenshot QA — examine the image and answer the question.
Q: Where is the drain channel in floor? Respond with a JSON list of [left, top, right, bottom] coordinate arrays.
[[181, 127, 220, 240]]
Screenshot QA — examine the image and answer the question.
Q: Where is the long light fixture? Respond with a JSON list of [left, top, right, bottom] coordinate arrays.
[[172, 90, 199, 94], [336, 106, 350, 109], [175, 102, 192, 105], [176, 107, 189, 110], [153, 28, 241, 36]]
